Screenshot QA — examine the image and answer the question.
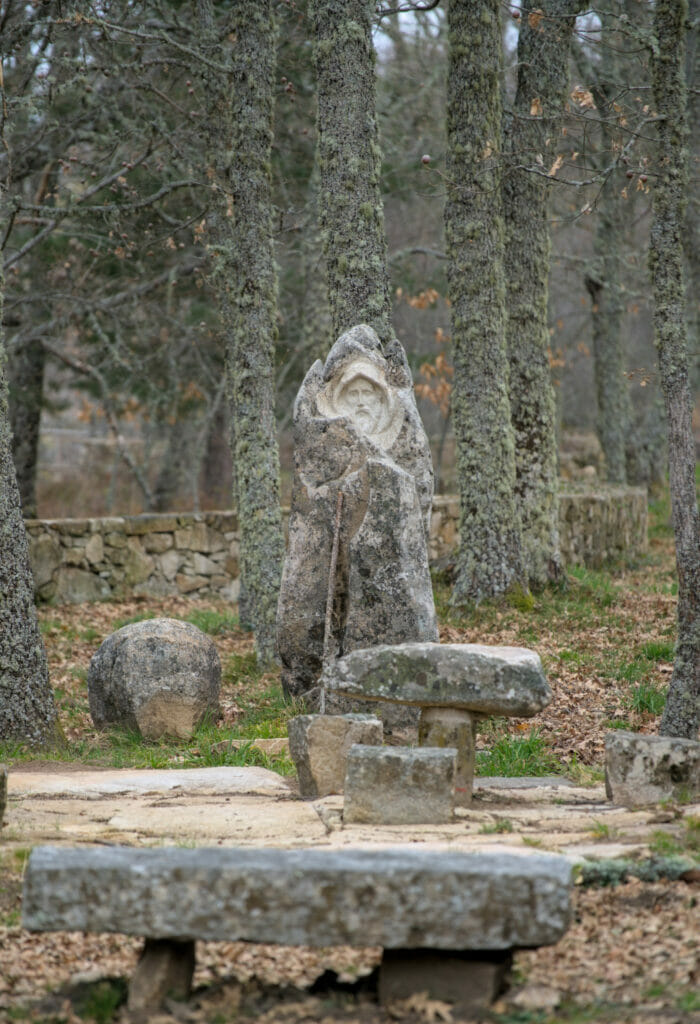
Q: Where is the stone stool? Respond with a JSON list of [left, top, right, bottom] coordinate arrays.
[[321, 642, 552, 804]]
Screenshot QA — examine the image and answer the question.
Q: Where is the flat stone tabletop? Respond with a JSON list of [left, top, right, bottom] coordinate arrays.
[[323, 642, 551, 716]]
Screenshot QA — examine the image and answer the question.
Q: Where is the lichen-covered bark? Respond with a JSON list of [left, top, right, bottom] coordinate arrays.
[[310, 0, 393, 345], [0, 239, 57, 745], [649, 0, 700, 738], [445, 0, 525, 602], [503, 2, 578, 586], [197, 0, 284, 663], [299, 154, 333, 364], [684, 0, 700, 395], [8, 336, 45, 518], [585, 6, 631, 484]]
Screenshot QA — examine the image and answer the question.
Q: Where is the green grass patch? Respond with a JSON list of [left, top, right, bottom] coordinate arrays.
[[628, 680, 667, 715], [589, 820, 619, 841], [476, 728, 561, 777], [233, 683, 297, 739], [74, 978, 127, 1023], [480, 818, 514, 834], [639, 640, 674, 662], [183, 608, 239, 635], [648, 816, 699, 860], [111, 611, 157, 630]]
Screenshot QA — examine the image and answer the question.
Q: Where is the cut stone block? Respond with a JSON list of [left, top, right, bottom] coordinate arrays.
[[323, 642, 551, 716], [127, 938, 195, 1011], [23, 845, 573, 951], [88, 618, 220, 740], [419, 707, 476, 806], [343, 745, 456, 824], [378, 949, 511, 1012], [605, 731, 700, 807], [288, 714, 383, 798]]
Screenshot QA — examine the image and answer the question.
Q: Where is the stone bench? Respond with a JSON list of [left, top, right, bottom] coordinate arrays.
[[23, 844, 572, 1013], [321, 642, 552, 804]]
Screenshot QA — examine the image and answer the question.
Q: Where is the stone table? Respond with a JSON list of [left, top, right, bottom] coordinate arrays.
[[322, 642, 552, 804]]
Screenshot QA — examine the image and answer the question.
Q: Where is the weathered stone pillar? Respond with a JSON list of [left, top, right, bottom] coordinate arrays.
[[418, 707, 476, 806]]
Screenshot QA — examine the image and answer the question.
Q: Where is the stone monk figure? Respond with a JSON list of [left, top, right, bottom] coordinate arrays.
[[277, 324, 438, 702]]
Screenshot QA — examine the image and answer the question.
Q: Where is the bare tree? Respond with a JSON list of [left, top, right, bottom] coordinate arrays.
[[445, 0, 525, 602], [0, 234, 58, 745], [310, 0, 393, 345], [196, 0, 284, 663], [503, 0, 580, 587], [649, 0, 699, 738]]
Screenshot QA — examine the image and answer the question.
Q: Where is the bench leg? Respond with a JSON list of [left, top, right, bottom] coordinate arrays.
[[418, 707, 476, 806], [127, 938, 195, 1011], [378, 948, 512, 1012]]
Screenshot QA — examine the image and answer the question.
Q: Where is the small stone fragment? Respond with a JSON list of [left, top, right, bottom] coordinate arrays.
[[343, 745, 456, 824], [127, 938, 195, 1011], [88, 618, 220, 740], [605, 731, 700, 807], [288, 714, 382, 798]]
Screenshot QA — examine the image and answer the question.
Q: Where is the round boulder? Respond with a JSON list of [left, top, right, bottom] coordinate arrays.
[[88, 618, 221, 740]]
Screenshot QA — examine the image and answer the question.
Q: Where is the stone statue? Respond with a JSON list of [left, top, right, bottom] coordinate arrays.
[[277, 324, 438, 703]]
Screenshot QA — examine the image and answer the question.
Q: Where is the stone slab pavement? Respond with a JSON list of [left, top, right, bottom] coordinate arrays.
[[4, 765, 697, 861]]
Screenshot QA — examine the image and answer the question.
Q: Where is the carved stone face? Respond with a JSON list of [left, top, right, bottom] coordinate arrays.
[[337, 374, 386, 436], [316, 352, 402, 451]]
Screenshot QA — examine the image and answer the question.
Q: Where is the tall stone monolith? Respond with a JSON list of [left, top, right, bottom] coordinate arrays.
[[277, 324, 438, 710]]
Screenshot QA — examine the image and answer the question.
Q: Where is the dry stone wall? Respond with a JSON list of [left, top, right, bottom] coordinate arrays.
[[26, 485, 647, 605]]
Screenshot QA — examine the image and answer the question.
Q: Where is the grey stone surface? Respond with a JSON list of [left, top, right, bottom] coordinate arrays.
[[324, 642, 551, 716], [288, 714, 382, 798], [88, 618, 221, 740], [0, 764, 6, 826], [343, 745, 456, 825], [277, 324, 438, 701], [128, 939, 195, 1011], [419, 707, 476, 806], [8, 765, 291, 797], [378, 950, 511, 1011], [605, 730, 700, 807], [23, 845, 573, 950], [55, 567, 111, 603]]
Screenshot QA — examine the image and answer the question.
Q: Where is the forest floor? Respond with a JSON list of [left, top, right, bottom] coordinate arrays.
[[1, 490, 698, 1024]]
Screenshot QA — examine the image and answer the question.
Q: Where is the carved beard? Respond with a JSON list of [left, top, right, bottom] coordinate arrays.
[[351, 405, 378, 433]]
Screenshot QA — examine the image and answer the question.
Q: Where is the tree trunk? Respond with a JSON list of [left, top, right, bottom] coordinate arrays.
[[8, 336, 46, 518], [503, 0, 578, 586], [684, 0, 700, 394], [299, 153, 333, 364], [585, 4, 632, 485], [310, 0, 393, 345], [649, 0, 700, 739], [0, 235, 58, 745], [445, 0, 525, 603], [197, 0, 284, 663]]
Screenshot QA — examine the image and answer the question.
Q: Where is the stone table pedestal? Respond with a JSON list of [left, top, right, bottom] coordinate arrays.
[[418, 707, 477, 806]]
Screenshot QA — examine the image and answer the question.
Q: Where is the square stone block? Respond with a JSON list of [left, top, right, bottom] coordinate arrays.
[[605, 730, 700, 807], [343, 745, 456, 825], [379, 948, 512, 1011], [288, 714, 383, 798]]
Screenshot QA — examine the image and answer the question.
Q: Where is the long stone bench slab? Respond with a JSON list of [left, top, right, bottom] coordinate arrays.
[[24, 845, 573, 1011]]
